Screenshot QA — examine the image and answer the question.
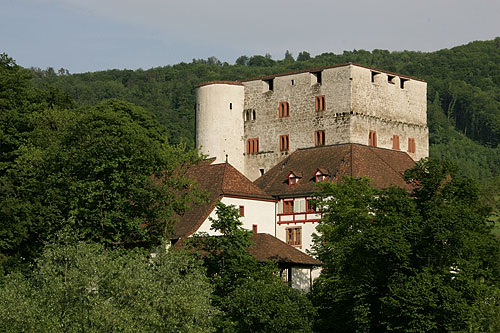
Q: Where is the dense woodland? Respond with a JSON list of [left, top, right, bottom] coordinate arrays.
[[1, 39, 500, 331], [31, 38, 500, 181]]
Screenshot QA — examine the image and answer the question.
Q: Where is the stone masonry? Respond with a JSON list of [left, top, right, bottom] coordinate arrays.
[[196, 63, 428, 181]]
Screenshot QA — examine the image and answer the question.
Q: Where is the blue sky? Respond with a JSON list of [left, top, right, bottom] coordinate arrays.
[[1, 0, 499, 73]]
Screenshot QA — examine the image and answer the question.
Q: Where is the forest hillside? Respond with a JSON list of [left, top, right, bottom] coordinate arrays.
[[31, 38, 500, 181]]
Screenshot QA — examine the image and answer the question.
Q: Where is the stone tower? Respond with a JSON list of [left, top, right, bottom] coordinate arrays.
[[196, 64, 428, 181], [195, 81, 245, 171]]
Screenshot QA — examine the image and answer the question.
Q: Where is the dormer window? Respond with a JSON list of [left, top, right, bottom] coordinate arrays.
[[288, 171, 302, 186], [315, 169, 328, 182]]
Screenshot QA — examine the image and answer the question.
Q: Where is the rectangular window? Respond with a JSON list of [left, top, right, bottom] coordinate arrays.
[[246, 138, 259, 154], [315, 130, 325, 146], [315, 96, 326, 112], [283, 200, 294, 214], [252, 224, 258, 233], [392, 134, 400, 150], [306, 198, 316, 213], [286, 227, 302, 246], [229, 102, 232, 110], [369, 130, 377, 147], [408, 138, 416, 153], [311, 71, 322, 84], [278, 101, 290, 118], [264, 78, 274, 91], [239, 205, 245, 217], [280, 135, 289, 151]]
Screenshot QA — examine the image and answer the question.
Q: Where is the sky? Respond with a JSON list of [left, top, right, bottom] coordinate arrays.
[[1, 0, 499, 73]]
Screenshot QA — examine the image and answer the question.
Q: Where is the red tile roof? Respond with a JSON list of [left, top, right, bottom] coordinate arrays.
[[248, 233, 322, 267], [255, 143, 415, 197], [175, 233, 322, 267], [173, 161, 274, 238]]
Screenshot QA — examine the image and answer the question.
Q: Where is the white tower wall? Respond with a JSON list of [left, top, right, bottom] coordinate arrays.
[[196, 83, 245, 171]]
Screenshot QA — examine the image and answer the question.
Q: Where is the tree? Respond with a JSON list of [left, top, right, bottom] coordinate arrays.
[[0, 234, 216, 332], [284, 50, 295, 63], [190, 202, 315, 332], [311, 159, 500, 332], [1, 99, 202, 271], [296, 51, 311, 61], [235, 55, 249, 66]]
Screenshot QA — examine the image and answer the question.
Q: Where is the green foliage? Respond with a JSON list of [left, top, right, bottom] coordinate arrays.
[[30, 39, 500, 180], [0, 235, 216, 332], [311, 160, 500, 332], [190, 202, 315, 332], [1, 60, 202, 272]]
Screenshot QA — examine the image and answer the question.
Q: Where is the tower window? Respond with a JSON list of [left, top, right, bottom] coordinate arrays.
[[280, 135, 289, 151], [246, 138, 259, 154], [392, 134, 400, 150], [278, 101, 290, 118], [252, 110, 256, 120], [408, 138, 416, 153], [245, 111, 250, 121], [369, 130, 377, 147], [315, 96, 325, 112], [315, 130, 325, 146], [229, 103, 232, 110]]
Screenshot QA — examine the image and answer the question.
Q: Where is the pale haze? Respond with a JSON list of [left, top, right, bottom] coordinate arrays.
[[1, 0, 499, 73]]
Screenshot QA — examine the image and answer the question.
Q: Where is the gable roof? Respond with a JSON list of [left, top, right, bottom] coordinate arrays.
[[255, 143, 415, 197], [174, 233, 321, 267], [248, 233, 322, 267], [173, 161, 273, 238]]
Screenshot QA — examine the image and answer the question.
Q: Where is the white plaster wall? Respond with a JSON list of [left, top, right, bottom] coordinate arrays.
[[196, 84, 245, 172], [276, 220, 318, 255], [195, 196, 275, 236]]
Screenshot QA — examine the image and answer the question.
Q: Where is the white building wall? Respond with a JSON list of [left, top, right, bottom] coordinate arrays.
[[195, 196, 275, 236], [196, 83, 245, 171]]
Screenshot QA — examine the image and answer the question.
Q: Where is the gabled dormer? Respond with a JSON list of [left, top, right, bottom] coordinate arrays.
[[314, 168, 329, 183], [288, 171, 302, 186]]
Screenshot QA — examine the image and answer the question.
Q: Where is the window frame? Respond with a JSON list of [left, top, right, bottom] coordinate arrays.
[[286, 227, 302, 247], [408, 138, 416, 153], [369, 130, 377, 147], [315, 95, 326, 112], [278, 101, 290, 118], [315, 130, 325, 146], [246, 138, 259, 154], [283, 200, 294, 214], [280, 134, 290, 151]]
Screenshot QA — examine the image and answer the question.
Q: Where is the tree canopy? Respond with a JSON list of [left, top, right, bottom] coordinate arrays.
[[311, 159, 500, 332]]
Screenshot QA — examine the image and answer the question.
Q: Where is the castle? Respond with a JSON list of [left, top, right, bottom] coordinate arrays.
[[196, 63, 428, 180], [173, 63, 428, 290]]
